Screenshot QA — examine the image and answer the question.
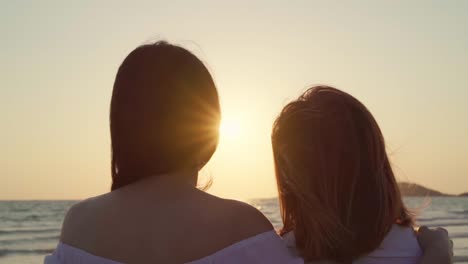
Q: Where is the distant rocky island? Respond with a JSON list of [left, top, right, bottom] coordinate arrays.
[[399, 182, 467, 197]]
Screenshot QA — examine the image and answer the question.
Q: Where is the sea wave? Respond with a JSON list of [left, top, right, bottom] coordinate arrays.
[[422, 222, 468, 228], [0, 214, 42, 222], [451, 210, 468, 216], [454, 256, 468, 262], [0, 235, 60, 244], [0, 248, 54, 257], [9, 208, 31, 212], [450, 232, 468, 239], [417, 215, 468, 222], [0, 228, 60, 235]]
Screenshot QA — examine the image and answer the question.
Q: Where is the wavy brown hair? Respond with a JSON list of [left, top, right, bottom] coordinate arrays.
[[272, 86, 413, 263]]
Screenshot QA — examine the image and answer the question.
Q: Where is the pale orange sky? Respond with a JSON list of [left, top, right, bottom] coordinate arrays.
[[2, 1, 468, 200]]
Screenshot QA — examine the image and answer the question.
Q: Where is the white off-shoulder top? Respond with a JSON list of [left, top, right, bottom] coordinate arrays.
[[283, 225, 423, 264], [44, 230, 304, 264]]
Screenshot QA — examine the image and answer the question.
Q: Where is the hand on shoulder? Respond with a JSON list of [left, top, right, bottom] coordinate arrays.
[[417, 226, 453, 264]]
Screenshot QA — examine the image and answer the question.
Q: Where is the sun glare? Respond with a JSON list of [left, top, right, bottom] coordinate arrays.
[[220, 117, 242, 140]]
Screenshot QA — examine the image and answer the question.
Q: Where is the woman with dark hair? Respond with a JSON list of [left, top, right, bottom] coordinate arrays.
[[272, 86, 453, 264], [45, 41, 302, 264]]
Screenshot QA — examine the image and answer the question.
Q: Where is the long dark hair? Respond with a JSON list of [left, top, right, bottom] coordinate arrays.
[[272, 86, 412, 263], [110, 41, 220, 190]]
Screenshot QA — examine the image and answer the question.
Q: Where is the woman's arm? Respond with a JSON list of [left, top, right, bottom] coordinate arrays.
[[417, 226, 453, 264]]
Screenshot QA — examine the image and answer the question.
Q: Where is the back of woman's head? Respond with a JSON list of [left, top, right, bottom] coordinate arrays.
[[110, 41, 220, 190], [272, 86, 412, 262]]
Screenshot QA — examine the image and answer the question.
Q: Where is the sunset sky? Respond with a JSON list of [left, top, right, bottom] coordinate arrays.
[[2, 1, 468, 200]]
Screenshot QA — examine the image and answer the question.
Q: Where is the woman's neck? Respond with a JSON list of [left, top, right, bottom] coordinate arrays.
[[135, 168, 199, 191], [158, 169, 199, 187]]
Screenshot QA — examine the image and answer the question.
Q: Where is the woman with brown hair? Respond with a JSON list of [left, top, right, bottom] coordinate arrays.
[[272, 86, 452, 263]]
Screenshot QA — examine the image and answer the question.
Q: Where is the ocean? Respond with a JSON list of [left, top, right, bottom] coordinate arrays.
[[1, 198, 467, 263]]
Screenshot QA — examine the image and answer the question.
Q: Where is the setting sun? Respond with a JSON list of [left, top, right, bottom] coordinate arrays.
[[219, 117, 242, 140]]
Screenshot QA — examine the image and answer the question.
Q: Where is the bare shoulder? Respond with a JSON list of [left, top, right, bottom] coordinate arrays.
[[60, 193, 111, 245], [224, 199, 272, 226], [211, 197, 273, 235], [181, 192, 275, 256]]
